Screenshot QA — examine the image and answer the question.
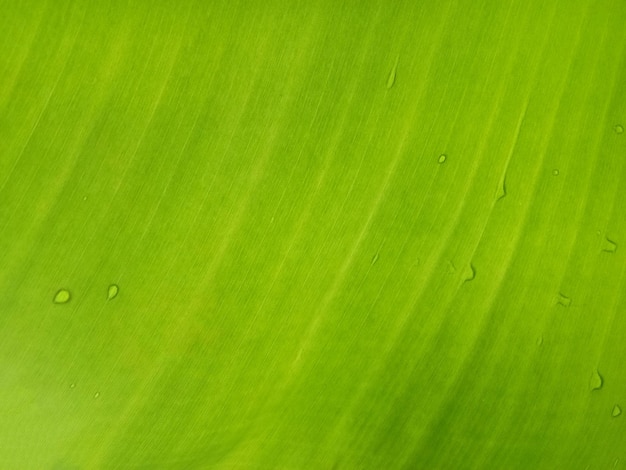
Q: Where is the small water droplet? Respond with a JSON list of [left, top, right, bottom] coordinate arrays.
[[552, 169, 559, 176], [463, 263, 476, 282], [446, 260, 457, 274], [83, 196, 88, 201], [557, 292, 571, 307], [371, 253, 380, 265], [590, 369, 603, 391], [70, 383, 76, 389], [614, 124, 624, 134], [602, 237, 617, 253], [94, 392, 100, 399], [536, 335, 543, 346], [107, 284, 119, 300], [386, 59, 398, 89], [53, 289, 71, 304], [438, 154, 447, 164], [612, 405, 622, 417], [496, 177, 507, 201]]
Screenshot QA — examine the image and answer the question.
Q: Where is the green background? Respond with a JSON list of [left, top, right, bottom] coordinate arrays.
[[1, 0, 625, 468]]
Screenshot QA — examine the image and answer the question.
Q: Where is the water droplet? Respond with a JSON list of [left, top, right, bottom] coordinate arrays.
[[552, 169, 559, 176], [602, 237, 617, 253], [557, 292, 571, 307], [83, 196, 88, 201], [463, 263, 476, 282], [614, 124, 624, 134], [70, 383, 76, 389], [371, 253, 380, 265], [590, 369, 603, 391], [94, 392, 100, 399], [496, 177, 507, 201], [53, 289, 71, 304], [438, 154, 447, 164], [446, 260, 457, 274], [107, 284, 119, 300], [536, 335, 544, 346], [386, 59, 398, 89], [612, 405, 622, 417]]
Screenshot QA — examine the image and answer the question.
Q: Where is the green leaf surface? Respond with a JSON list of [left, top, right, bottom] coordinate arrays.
[[1, 1, 625, 468]]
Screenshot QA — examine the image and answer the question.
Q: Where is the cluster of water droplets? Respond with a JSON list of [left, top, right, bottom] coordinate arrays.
[[53, 284, 119, 304], [59, 285, 119, 398], [588, 369, 622, 418]]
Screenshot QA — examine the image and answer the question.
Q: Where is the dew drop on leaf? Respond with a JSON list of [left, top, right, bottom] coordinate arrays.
[[602, 237, 617, 253], [557, 292, 571, 307], [386, 60, 397, 89], [463, 263, 476, 282], [612, 405, 622, 417], [94, 392, 100, 399], [438, 154, 447, 164], [371, 253, 380, 265], [447, 260, 456, 274], [552, 169, 559, 176], [614, 124, 624, 134], [107, 284, 119, 300], [589, 369, 603, 391], [53, 289, 71, 304], [496, 173, 508, 201]]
